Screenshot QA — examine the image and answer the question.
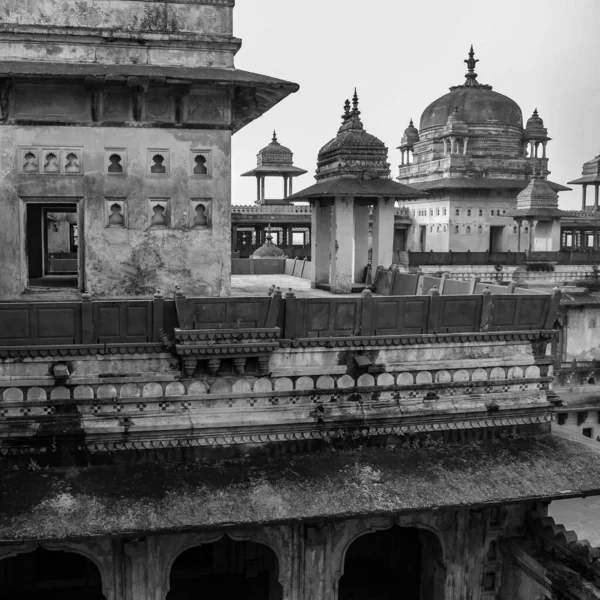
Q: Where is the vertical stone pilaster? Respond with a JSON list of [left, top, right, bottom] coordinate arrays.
[[311, 199, 332, 288], [371, 197, 395, 269], [123, 539, 150, 600], [353, 202, 370, 283], [330, 196, 355, 293]]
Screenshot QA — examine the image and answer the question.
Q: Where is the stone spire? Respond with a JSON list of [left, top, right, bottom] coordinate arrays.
[[450, 45, 492, 91]]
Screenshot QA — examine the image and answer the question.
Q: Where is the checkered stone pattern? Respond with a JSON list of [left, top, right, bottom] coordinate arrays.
[[113, 404, 122, 413], [501, 385, 509, 393], [310, 394, 320, 404], [159, 401, 170, 411], [92, 404, 101, 416], [268, 397, 279, 406], [181, 401, 191, 410], [464, 387, 474, 395], [330, 393, 341, 403], [247, 398, 256, 407], [483, 386, 493, 394], [408, 391, 418, 398], [136, 403, 147, 412], [44, 406, 56, 416], [228, 399, 234, 408], [0, 407, 8, 418], [519, 383, 528, 391], [19, 407, 31, 416]]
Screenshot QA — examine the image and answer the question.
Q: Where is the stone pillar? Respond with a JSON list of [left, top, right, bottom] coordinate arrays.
[[353, 203, 370, 283], [449, 136, 455, 155], [303, 524, 337, 600], [311, 199, 332, 288], [517, 220, 522, 253], [527, 220, 535, 253], [583, 184, 587, 210], [330, 196, 355, 293], [595, 184, 599, 211], [289, 177, 293, 196], [371, 197, 395, 269], [124, 539, 150, 600], [256, 176, 261, 203], [283, 176, 288, 198], [542, 141, 547, 158], [463, 137, 469, 155], [260, 176, 265, 201]]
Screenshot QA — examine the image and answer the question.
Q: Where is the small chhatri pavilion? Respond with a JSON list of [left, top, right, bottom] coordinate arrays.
[[241, 131, 308, 205], [288, 91, 422, 293]]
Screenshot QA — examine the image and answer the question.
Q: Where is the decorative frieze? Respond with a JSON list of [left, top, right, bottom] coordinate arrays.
[[19, 147, 83, 175]]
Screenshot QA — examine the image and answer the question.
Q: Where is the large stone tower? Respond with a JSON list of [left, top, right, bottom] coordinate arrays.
[[0, 0, 298, 298]]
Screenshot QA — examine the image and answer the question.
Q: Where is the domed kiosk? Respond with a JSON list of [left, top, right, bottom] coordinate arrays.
[[396, 46, 569, 254]]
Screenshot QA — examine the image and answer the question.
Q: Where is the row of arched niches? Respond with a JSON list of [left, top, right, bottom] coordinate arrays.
[[1, 526, 445, 600]]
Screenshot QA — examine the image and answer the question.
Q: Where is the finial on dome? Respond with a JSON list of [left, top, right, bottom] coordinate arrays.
[[409, 118, 414, 127], [463, 44, 479, 87], [533, 108, 538, 116], [352, 88, 360, 117], [272, 130, 278, 144], [342, 99, 351, 122]]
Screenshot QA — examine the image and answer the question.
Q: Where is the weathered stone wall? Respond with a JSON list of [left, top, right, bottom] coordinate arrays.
[[564, 305, 600, 360], [0, 125, 232, 298], [0, 0, 236, 68], [0, 506, 527, 600]]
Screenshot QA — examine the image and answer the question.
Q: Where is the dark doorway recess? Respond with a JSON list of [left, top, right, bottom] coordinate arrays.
[[167, 536, 282, 600], [0, 547, 105, 600], [26, 203, 79, 288], [338, 526, 446, 600]]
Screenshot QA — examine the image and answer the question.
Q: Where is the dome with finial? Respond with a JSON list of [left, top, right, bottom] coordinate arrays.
[[400, 119, 420, 148], [315, 90, 390, 181], [419, 46, 523, 131], [524, 108, 549, 140], [257, 131, 294, 166], [252, 229, 287, 259]]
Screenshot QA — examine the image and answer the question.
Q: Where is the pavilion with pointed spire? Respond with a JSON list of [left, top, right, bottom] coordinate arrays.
[[241, 130, 308, 205], [287, 90, 422, 293]]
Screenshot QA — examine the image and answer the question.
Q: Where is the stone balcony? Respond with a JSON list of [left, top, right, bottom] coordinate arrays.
[[0, 273, 560, 463]]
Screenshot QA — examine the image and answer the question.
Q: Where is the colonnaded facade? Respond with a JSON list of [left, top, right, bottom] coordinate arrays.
[[4, 3, 600, 600]]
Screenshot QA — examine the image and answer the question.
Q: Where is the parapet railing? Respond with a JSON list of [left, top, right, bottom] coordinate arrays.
[[230, 205, 412, 217], [0, 282, 560, 348], [401, 250, 600, 266]]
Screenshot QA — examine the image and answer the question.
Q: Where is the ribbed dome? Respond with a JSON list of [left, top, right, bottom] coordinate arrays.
[[400, 119, 420, 147], [523, 109, 549, 140], [316, 92, 390, 181], [252, 232, 287, 259], [420, 87, 523, 130], [257, 131, 293, 166]]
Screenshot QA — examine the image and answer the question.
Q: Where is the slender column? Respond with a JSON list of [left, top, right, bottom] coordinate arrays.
[[583, 184, 587, 210], [371, 197, 396, 268], [401, 149, 405, 165], [527, 220, 534, 253], [517, 220, 522, 253], [283, 176, 288, 199], [463, 137, 469, 154], [450, 136, 455, 155], [330, 196, 355, 293], [311, 199, 332, 288], [260, 176, 265, 201], [256, 176, 261, 203], [595, 184, 599, 212], [353, 203, 370, 283], [542, 141, 547, 158], [289, 177, 293, 196]]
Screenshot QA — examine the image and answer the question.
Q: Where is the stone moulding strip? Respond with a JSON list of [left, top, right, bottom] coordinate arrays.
[[0, 343, 166, 359], [281, 330, 556, 349], [0, 377, 552, 407], [74, 414, 554, 454]]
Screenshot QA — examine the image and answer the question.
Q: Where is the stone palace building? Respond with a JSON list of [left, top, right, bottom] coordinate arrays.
[[3, 3, 600, 600]]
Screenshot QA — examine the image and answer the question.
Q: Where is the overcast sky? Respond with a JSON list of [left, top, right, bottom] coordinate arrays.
[[231, 0, 599, 209]]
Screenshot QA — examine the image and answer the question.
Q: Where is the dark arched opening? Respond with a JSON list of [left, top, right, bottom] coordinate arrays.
[[167, 536, 282, 600], [339, 526, 445, 600], [0, 547, 105, 600]]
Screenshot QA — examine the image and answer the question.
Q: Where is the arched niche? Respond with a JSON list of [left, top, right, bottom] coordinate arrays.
[[335, 521, 446, 600], [162, 529, 290, 600], [0, 544, 109, 600]]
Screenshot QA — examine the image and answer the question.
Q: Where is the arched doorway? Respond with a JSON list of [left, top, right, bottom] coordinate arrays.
[[338, 526, 445, 600], [167, 536, 282, 600], [0, 547, 105, 600]]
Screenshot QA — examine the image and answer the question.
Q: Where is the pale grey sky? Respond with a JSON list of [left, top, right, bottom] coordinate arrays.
[[232, 0, 600, 209]]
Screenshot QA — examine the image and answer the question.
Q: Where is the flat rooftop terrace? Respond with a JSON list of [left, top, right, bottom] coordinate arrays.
[[231, 275, 366, 297]]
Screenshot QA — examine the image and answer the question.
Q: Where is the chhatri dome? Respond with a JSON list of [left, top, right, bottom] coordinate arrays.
[[419, 45, 523, 131]]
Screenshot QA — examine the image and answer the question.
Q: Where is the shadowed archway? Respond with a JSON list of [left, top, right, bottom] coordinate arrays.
[[338, 525, 445, 600], [0, 547, 106, 600], [167, 536, 282, 600]]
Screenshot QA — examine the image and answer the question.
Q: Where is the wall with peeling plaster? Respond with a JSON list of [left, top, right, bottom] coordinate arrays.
[[0, 125, 232, 298], [565, 306, 600, 360]]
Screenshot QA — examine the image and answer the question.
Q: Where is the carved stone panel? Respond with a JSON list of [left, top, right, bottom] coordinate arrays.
[[105, 149, 126, 175], [11, 85, 89, 121], [105, 198, 127, 228], [185, 91, 228, 124], [148, 149, 170, 176], [146, 91, 174, 122], [149, 199, 170, 229], [102, 91, 131, 121]]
